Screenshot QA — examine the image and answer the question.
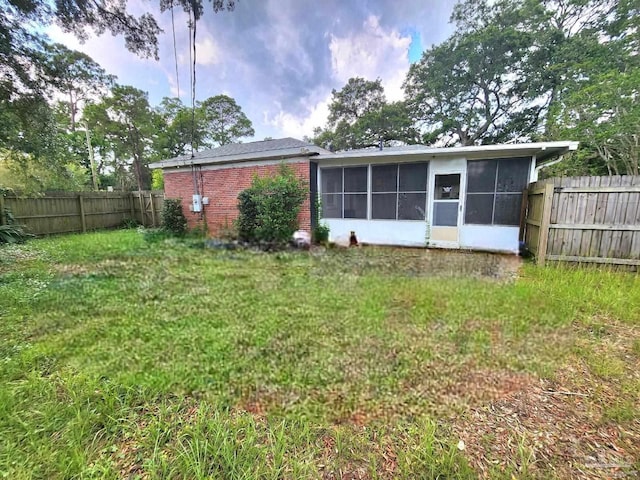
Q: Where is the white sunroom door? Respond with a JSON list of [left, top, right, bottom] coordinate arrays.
[[430, 172, 462, 247]]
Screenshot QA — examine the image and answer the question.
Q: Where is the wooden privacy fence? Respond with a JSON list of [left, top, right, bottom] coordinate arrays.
[[0, 191, 164, 236], [523, 175, 640, 266]]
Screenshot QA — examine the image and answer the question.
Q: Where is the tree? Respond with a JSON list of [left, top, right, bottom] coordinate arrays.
[[404, 25, 535, 146], [154, 97, 205, 158], [41, 44, 115, 131], [327, 77, 386, 127], [84, 85, 159, 191], [549, 68, 640, 176], [405, 0, 629, 157], [198, 95, 254, 147], [313, 77, 417, 151], [1, 0, 235, 100]]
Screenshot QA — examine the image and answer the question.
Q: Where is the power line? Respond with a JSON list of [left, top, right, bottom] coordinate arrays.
[[170, 0, 180, 99], [191, 7, 197, 159]]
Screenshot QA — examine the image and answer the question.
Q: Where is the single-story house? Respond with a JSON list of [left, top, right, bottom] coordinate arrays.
[[149, 137, 578, 253]]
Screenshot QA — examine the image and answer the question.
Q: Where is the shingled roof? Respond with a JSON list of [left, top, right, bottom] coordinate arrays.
[[149, 137, 330, 169]]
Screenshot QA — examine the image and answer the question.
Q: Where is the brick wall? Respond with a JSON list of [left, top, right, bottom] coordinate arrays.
[[163, 160, 312, 236]]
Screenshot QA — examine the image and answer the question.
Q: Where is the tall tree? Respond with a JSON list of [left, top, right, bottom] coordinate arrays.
[[198, 95, 254, 147], [404, 24, 535, 146], [41, 44, 115, 131], [84, 85, 159, 190], [154, 97, 205, 158], [327, 77, 386, 127], [1, 0, 236, 99], [313, 77, 417, 151]]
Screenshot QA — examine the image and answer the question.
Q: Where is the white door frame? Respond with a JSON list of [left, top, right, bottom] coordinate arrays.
[[428, 166, 465, 248]]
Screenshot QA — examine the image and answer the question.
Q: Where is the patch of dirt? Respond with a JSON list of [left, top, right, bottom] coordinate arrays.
[[454, 364, 640, 479], [311, 246, 523, 280], [53, 263, 94, 275]]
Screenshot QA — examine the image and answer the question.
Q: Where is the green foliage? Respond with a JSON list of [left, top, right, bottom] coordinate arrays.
[[405, 22, 535, 146], [161, 198, 187, 237], [0, 204, 32, 244], [312, 77, 418, 150], [198, 94, 255, 147], [151, 169, 164, 190], [313, 223, 330, 244], [84, 85, 159, 191], [0, 224, 31, 244], [153, 97, 204, 158], [1, 231, 639, 478], [236, 165, 307, 245], [402, 0, 638, 175], [139, 227, 171, 243]]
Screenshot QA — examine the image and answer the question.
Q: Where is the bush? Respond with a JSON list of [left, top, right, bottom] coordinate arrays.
[[161, 198, 187, 236], [313, 223, 330, 244], [139, 227, 170, 243], [0, 207, 32, 244], [236, 165, 307, 245]]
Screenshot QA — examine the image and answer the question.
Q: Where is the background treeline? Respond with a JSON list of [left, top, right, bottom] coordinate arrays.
[[311, 0, 639, 178], [1, 0, 637, 195]]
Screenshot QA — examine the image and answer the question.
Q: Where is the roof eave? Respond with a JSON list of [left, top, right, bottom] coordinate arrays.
[[315, 141, 580, 162], [149, 147, 325, 169]]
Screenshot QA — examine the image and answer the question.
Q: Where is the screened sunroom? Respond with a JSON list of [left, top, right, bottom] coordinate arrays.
[[314, 142, 578, 252]]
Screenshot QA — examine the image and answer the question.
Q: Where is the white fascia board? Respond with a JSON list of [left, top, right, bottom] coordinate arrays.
[[316, 141, 579, 163], [149, 146, 324, 169]]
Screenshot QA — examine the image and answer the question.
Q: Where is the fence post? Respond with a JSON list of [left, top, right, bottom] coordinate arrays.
[[78, 194, 87, 233], [129, 193, 136, 223], [537, 182, 554, 266], [149, 192, 157, 227], [518, 188, 528, 242], [0, 194, 6, 226], [138, 191, 145, 227]]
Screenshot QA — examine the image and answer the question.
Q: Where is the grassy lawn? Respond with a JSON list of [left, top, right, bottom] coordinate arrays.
[[1, 230, 639, 479]]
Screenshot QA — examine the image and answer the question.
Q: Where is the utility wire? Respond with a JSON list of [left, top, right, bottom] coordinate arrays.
[[170, 0, 180, 98], [191, 8, 197, 159]]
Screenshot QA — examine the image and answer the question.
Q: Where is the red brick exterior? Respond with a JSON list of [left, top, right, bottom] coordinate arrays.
[[163, 160, 312, 237]]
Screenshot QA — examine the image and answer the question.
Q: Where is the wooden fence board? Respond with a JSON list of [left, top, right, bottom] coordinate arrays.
[[3, 192, 164, 235], [525, 175, 640, 267]]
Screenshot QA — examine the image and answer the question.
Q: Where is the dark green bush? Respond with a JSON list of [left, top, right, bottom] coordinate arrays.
[[161, 198, 187, 236], [236, 165, 307, 245], [313, 223, 330, 244], [0, 206, 32, 244]]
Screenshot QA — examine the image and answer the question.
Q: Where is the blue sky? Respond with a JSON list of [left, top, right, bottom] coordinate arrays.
[[47, 0, 456, 140]]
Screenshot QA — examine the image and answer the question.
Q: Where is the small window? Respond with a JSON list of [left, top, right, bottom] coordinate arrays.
[[465, 157, 530, 226], [344, 167, 367, 193], [399, 162, 428, 192], [321, 168, 342, 194], [344, 194, 367, 218], [398, 193, 427, 220], [497, 160, 530, 192], [464, 193, 494, 224], [372, 193, 397, 219], [372, 164, 397, 192], [433, 202, 458, 226], [494, 193, 521, 225], [434, 174, 460, 200], [322, 193, 342, 218], [467, 160, 497, 193], [320, 167, 366, 219]]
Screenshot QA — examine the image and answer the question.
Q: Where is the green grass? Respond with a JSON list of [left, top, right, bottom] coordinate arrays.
[[1, 230, 639, 479]]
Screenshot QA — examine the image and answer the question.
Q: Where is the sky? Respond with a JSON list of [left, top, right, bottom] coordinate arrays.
[[47, 0, 457, 141]]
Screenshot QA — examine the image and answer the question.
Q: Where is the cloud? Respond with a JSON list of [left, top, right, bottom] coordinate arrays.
[[329, 15, 412, 101], [265, 93, 331, 138], [194, 36, 221, 66], [43, 0, 457, 140]]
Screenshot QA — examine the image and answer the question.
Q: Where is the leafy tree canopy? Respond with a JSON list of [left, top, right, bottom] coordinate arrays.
[[197, 94, 255, 147]]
